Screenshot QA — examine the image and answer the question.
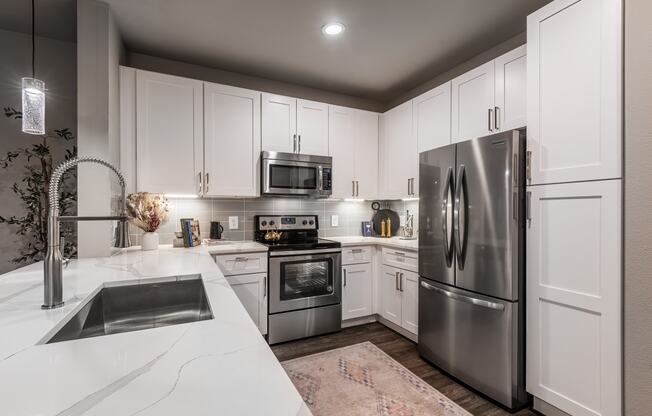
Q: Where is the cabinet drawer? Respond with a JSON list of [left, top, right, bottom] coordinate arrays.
[[382, 247, 418, 272], [213, 252, 267, 276], [342, 246, 373, 265]]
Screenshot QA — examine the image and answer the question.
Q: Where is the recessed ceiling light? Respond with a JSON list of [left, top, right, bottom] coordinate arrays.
[[322, 22, 345, 36]]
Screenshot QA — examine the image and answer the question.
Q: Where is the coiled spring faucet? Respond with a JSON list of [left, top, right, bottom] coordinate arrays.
[[43, 156, 130, 309]]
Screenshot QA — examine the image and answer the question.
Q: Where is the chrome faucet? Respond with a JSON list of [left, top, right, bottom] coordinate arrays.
[[42, 156, 131, 309]]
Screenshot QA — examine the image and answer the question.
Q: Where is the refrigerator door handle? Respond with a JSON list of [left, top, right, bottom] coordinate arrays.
[[420, 280, 505, 311], [453, 164, 466, 270], [441, 166, 454, 267]]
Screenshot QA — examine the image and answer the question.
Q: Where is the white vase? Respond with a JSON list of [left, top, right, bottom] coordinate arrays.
[[141, 231, 159, 251]]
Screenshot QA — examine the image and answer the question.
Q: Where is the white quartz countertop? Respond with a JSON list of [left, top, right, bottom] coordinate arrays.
[[327, 236, 419, 252], [203, 240, 268, 254], [0, 246, 309, 416]]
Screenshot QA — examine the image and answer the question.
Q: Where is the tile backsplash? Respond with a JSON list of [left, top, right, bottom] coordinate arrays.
[[129, 197, 420, 245]]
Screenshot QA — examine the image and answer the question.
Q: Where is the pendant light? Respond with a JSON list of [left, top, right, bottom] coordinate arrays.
[[22, 0, 45, 135]]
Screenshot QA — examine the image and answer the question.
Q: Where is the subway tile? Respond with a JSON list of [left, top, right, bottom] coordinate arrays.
[[244, 198, 274, 211], [211, 198, 245, 212]]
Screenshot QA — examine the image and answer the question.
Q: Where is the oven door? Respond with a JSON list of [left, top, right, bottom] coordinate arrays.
[[262, 158, 328, 197], [269, 249, 341, 314]]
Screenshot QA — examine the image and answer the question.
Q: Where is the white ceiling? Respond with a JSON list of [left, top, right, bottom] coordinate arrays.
[[0, 0, 551, 103]]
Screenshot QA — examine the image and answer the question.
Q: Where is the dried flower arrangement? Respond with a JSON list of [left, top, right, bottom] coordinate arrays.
[[126, 192, 169, 232]]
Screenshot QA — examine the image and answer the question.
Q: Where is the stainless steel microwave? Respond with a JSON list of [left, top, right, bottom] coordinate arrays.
[[261, 151, 332, 198]]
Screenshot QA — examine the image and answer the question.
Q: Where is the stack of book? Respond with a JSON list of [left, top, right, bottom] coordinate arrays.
[[176, 218, 201, 248]]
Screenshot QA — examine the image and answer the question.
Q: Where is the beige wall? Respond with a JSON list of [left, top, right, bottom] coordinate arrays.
[[624, 0, 652, 414]]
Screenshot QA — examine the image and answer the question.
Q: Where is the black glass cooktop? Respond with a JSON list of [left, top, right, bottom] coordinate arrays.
[[261, 238, 341, 252]]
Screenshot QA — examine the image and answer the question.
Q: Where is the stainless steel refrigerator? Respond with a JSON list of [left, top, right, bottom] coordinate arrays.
[[417, 129, 529, 410]]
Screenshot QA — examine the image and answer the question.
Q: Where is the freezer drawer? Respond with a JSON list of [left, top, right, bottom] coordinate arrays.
[[418, 278, 527, 409]]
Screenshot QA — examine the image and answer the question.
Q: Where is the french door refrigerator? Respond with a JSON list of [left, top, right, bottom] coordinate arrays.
[[418, 129, 529, 410]]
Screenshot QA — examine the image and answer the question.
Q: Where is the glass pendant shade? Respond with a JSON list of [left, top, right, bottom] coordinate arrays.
[[22, 77, 45, 135]]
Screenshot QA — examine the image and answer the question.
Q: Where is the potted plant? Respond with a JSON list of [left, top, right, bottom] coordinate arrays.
[[125, 192, 169, 250]]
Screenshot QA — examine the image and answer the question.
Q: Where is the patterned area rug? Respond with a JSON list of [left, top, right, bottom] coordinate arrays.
[[281, 342, 472, 416]]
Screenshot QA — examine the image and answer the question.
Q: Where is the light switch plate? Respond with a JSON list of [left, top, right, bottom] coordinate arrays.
[[331, 215, 339, 227], [228, 216, 239, 230]]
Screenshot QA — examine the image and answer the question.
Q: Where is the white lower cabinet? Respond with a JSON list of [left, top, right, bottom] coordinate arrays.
[[226, 273, 267, 335], [380, 262, 419, 335], [213, 253, 268, 336], [342, 263, 373, 320], [526, 180, 621, 416]]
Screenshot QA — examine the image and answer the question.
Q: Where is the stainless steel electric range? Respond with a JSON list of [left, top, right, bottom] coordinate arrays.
[[254, 215, 342, 345]]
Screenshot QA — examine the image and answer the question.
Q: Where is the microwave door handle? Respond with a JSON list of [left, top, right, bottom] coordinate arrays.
[[318, 166, 323, 191]]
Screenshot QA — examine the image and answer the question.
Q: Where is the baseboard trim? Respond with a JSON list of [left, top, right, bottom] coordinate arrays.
[[376, 315, 418, 342], [342, 315, 377, 328], [533, 397, 572, 416]]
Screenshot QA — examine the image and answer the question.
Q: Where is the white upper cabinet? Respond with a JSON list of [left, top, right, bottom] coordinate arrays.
[[527, 0, 622, 184], [379, 100, 417, 199], [261, 93, 297, 153], [353, 110, 379, 200], [261, 94, 329, 156], [135, 70, 203, 195], [329, 105, 355, 198], [329, 106, 379, 199], [451, 61, 495, 143], [296, 99, 329, 155], [495, 45, 527, 131], [204, 83, 261, 197], [526, 180, 621, 416], [413, 81, 452, 153]]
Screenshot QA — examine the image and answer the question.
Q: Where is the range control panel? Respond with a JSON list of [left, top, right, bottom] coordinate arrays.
[[256, 215, 318, 231]]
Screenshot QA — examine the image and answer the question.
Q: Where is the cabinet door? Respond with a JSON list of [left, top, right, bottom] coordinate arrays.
[[380, 265, 402, 326], [379, 101, 414, 199], [342, 263, 373, 320], [227, 273, 268, 335], [526, 180, 621, 416], [297, 99, 329, 155], [495, 45, 527, 131], [414, 82, 452, 153], [136, 70, 203, 194], [451, 61, 495, 143], [328, 105, 356, 198], [527, 0, 622, 184], [353, 110, 379, 199], [400, 270, 419, 334], [204, 83, 260, 197], [262, 93, 296, 153]]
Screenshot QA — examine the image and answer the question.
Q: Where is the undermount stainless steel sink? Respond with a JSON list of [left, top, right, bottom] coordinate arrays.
[[47, 276, 214, 344]]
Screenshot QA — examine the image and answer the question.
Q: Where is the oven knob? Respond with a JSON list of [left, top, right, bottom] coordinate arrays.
[[302, 220, 308, 225], [261, 221, 267, 226], [269, 220, 275, 226], [309, 220, 314, 225]]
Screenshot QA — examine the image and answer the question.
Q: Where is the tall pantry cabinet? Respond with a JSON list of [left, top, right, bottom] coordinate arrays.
[[525, 1, 623, 416]]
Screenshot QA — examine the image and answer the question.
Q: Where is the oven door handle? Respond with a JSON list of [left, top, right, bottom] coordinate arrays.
[[268, 248, 342, 257]]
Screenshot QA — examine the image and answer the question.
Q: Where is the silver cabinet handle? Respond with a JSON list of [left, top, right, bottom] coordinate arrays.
[[355, 181, 359, 197], [526, 191, 532, 227], [407, 178, 410, 195], [234, 256, 250, 261], [263, 275, 266, 298], [399, 272, 404, 292], [197, 172, 203, 195], [352, 180, 355, 197], [343, 268, 347, 287], [420, 280, 505, 311], [205, 172, 209, 194], [488, 108, 493, 131], [395, 272, 399, 291], [293, 134, 297, 153], [494, 106, 500, 131], [526, 150, 532, 184], [350, 248, 363, 254], [298, 134, 301, 153], [393, 251, 405, 256]]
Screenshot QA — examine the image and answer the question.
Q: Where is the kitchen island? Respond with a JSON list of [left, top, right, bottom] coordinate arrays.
[[0, 245, 309, 416]]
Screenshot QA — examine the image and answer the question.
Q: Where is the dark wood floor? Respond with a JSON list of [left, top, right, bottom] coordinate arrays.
[[271, 323, 539, 416]]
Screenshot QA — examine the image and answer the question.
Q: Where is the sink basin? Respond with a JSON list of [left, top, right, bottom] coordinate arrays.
[[47, 275, 213, 344]]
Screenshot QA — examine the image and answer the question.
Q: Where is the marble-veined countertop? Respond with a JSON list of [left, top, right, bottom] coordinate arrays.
[[327, 236, 418, 252], [0, 245, 309, 416]]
